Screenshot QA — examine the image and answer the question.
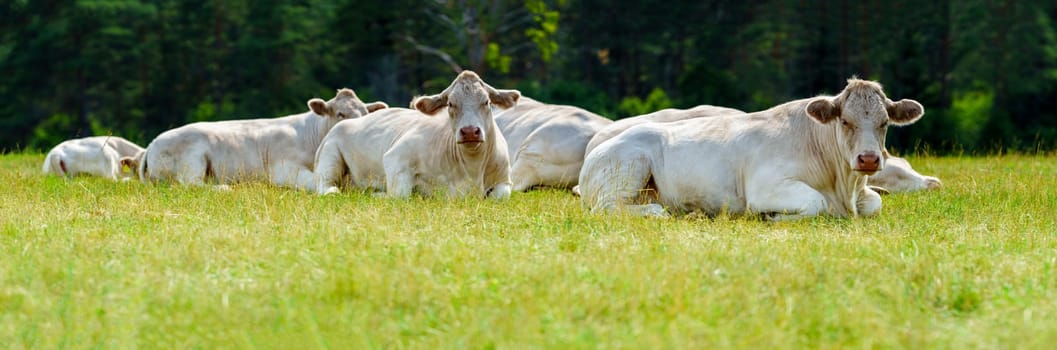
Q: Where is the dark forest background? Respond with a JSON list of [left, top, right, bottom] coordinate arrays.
[[3, 0, 1056, 154]]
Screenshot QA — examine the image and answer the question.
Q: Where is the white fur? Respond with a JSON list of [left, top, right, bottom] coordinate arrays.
[[494, 97, 613, 191], [139, 89, 386, 190]]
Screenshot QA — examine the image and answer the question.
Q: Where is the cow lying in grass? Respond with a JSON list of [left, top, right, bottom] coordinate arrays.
[[314, 71, 518, 199], [577, 103, 939, 195], [43, 136, 144, 180], [495, 97, 612, 191], [579, 78, 924, 220], [139, 89, 386, 190]]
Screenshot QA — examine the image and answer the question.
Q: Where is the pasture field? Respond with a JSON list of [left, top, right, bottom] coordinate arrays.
[[1, 152, 1055, 348]]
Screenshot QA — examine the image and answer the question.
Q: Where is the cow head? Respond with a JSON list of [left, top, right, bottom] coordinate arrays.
[[805, 79, 923, 175], [411, 70, 520, 149], [119, 149, 145, 179], [308, 88, 388, 124]]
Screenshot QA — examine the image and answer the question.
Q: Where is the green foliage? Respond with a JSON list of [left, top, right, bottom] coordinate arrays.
[[617, 88, 672, 118], [485, 43, 512, 74], [525, 0, 560, 62], [30, 114, 78, 151], [190, 100, 236, 122], [516, 79, 613, 117], [1, 0, 1056, 153], [948, 89, 994, 148]]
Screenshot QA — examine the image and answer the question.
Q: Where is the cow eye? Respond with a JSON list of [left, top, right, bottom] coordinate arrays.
[[880, 121, 889, 128], [447, 102, 454, 108], [337, 112, 346, 119]]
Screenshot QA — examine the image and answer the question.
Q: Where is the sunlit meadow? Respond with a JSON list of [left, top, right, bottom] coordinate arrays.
[[1, 153, 1055, 348]]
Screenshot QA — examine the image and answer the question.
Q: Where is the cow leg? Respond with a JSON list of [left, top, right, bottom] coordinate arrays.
[[487, 183, 512, 200], [314, 141, 346, 195], [512, 149, 580, 191], [384, 169, 414, 198], [174, 157, 208, 186], [510, 158, 540, 192], [270, 162, 315, 191], [382, 156, 414, 198], [857, 186, 883, 217], [614, 204, 669, 217], [747, 180, 828, 221], [581, 153, 666, 217], [104, 148, 124, 181]]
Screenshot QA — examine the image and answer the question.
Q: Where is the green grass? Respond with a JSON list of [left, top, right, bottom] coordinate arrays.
[[1, 153, 1055, 348]]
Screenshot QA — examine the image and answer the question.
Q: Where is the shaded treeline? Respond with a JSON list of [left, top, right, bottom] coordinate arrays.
[[2, 0, 1056, 153]]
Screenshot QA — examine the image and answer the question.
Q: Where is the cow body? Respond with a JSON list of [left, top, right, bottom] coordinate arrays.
[[579, 79, 924, 220], [495, 97, 612, 190], [584, 104, 744, 157], [43, 136, 144, 180], [314, 71, 518, 199], [139, 89, 386, 190]]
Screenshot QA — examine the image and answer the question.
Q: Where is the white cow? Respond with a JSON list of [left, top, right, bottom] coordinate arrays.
[[495, 97, 612, 190], [580, 104, 941, 195], [138, 89, 387, 190], [314, 71, 518, 199], [43, 136, 144, 180], [579, 78, 924, 220]]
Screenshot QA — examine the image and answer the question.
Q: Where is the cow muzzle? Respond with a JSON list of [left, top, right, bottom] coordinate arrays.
[[458, 126, 484, 144], [855, 151, 881, 173]]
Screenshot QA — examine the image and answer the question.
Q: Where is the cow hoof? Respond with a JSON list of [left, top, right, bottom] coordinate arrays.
[[926, 178, 942, 190], [321, 187, 341, 196], [488, 184, 512, 200], [633, 204, 670, 218], [868, 185, 891, 195], [214, 184, 232, 191]]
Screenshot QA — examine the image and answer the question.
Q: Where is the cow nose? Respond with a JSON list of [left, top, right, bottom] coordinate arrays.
[[459, 126, 482, 142], [857, 152, 880, 171]]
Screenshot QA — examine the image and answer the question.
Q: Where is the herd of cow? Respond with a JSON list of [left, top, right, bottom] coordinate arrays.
[[42, 71, 942, 220]]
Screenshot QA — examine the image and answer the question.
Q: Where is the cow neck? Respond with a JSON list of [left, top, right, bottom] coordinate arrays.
[[795, 107, 867, 217], [298, 111, 332, 152]]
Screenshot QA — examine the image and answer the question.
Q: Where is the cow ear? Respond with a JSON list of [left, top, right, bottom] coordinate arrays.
[[869, 185, 891, 196], [308, 98, 331, 116], [887, 99, 924, 126], [806, 98, 840, 124], [365, 101, 388, 113], [119, 156, 138, 172], [488, 89, 520, 110], [413, 94, 448, 116]]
